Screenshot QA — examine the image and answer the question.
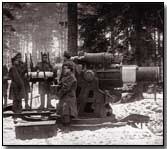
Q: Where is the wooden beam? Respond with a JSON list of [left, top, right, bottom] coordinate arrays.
[[3, 111, 54, 117]]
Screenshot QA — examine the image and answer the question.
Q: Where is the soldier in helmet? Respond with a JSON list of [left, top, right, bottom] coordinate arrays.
[[35, 53, 54, 109], [57, 62, 78, 125]]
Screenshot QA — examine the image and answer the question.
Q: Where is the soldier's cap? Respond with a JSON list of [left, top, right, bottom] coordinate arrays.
[[64, 51, 71, 59], [15, 52, 22, 58], [42, 53, 48, 57], [11, 55, 17, 63]]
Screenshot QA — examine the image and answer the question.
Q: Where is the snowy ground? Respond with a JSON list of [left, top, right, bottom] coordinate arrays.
[[3, 91, 163, 145]]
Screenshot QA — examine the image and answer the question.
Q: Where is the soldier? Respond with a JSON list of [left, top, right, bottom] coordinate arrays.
[[59, 51, 76, 81], [35, 53, 54, 109], [15, 53, 30, 109], [3, 65, 8, 107], [57, 62, 78, 125], [64, 51, 76, 70], [9, 55, 26, 119]]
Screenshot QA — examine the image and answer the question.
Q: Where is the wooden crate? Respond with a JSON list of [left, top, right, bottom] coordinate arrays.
[[15, 120, 57, 140]]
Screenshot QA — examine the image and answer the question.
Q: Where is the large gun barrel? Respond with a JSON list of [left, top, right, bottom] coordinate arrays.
[[122, 66, 159, 83], [136, 67, 159, 82], [80, 52, 114, 64], [72, 52, 120, 65], [81, 65, 160, 89], [72, 52, 160, 85]]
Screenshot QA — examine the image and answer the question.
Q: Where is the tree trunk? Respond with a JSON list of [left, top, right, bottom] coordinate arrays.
[[67, 3, 78, 55], [134, 7, 142, 66]]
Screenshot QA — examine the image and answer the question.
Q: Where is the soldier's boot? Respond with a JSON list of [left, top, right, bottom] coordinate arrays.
[[24, 95, 31, 109], [47, 95, 54, 109], [25, 103, 31, 109], [47, 103, 54, 109], [38, 95, 45, 110], [47, 102, 54, 109], [25, 99, 31, 110]]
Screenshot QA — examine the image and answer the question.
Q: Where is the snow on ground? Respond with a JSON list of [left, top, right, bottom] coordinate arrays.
[[112, 93, 163, 136], [3, 93, 163, 145]]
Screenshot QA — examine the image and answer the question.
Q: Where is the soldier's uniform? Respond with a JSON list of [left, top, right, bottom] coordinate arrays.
[[57, 63, 78, 125], [35, 58, 53, 109], [13, 53, 30, 109], [19, 61, 30, 109], [3, 65, 8, 107], [9, 56, 26, 114]]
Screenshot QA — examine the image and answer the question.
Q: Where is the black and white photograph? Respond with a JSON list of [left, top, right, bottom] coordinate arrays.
[[2, 2, 164, 145]]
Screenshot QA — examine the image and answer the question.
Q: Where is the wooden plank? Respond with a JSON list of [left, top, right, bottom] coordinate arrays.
[[15, 120, 56, 126], [22, 108, 57, 111], [3, 111, 54, 117], [71, 122, 127, 127], [70, 122, 128, 130], [71, 116, 116, 124]]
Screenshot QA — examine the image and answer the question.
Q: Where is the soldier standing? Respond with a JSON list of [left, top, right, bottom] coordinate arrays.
[[35, 53, 54, 109], [15, 53, 30, 109], [9, 55, 26, 118], [57, 62, 78, 125], [3, 65, 8, 107]]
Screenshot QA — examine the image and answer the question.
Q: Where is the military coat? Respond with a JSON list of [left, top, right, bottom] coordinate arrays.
[[9, 65, 26, 100], [57, 72, 78, 118]]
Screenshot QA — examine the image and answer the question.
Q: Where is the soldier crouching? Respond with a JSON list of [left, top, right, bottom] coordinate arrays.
[[56, 62, 78, 126]]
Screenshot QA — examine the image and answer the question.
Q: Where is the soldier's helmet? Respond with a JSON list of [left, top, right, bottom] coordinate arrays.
[[63, 51, 71, 59]]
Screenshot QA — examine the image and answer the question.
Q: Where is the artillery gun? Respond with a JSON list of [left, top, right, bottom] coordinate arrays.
[[71, 52, 160, 118]]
